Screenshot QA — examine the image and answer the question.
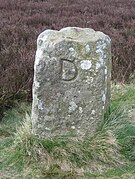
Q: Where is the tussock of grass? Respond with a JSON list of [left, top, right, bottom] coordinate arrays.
[[5, 114, 124, 178], [0, 102, 31, 137], [1, 83, 135, 178], [100, 103, 134, 132]]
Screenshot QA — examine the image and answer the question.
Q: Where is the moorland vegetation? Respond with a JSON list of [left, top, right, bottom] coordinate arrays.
[[1, 0, 135, 115]]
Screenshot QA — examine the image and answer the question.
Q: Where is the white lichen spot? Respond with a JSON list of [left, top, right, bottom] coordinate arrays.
[[35, 50, 43, 66], [45, 127, 51, 131], [86, 76, 94, 84], [104, 54, 107, 58], [79, 107, 83, 114], [80, 60, 92, 70], [105, 67, 107, 75], [69, 47, 76, 57], [85, 44, 91, 53], [96, 40, 107, 50], [105, 87, 107, 93], [96, 42, 107, 67], [69, 101, 78, 113], [102, 94, 106, 103], [69, 47, 75, 52], [71, 126, 75, 129], [56, 93, 61, 98], [99, 57, 104, 65], [96, 48, 104, 57], [36, 48, 43, 58], [96, 62, 101, 70], [46, 78, 50, 81], [102, 106, 105, 109], [90, 77, 94, 82], [91, 110, 95, 115], [34, 81, 40, 88], [38, 100, 43, 110]]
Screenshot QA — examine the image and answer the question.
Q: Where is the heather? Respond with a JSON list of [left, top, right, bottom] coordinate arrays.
[[1, 0, 135, 113]]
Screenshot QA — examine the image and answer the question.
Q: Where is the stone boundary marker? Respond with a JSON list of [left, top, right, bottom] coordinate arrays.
[[32, 27, 111, 137]]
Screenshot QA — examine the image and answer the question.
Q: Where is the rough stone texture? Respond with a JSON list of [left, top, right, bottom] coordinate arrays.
[[32, 27, 111, 137]]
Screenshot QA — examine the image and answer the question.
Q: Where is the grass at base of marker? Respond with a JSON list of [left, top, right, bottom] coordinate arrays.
[[0, 83, 135, 178]]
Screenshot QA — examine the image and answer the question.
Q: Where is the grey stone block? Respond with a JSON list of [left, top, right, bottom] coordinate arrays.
[[32, 27, 111, 137]]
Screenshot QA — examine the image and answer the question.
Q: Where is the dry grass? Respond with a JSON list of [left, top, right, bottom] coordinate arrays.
[[1, 84, 135, 178], [5, 113, 124, 178]]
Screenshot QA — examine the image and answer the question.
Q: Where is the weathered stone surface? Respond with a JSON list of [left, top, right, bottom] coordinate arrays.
[[32, 27, 111, 137]]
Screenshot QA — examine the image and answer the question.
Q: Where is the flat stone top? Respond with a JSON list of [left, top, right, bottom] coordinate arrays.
[[38, 27, 110, 44]]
